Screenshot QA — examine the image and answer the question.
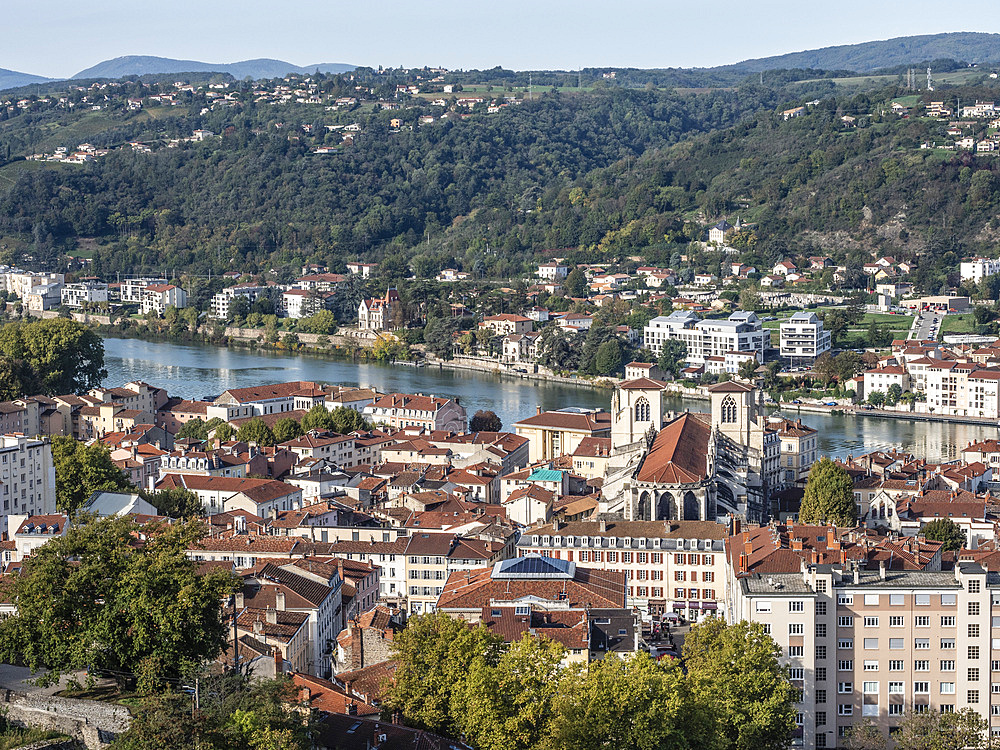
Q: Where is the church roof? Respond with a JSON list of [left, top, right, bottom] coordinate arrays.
[[618, 378, 667, 390], [634, 412, 711, 485], [706, 381, 754, 393]]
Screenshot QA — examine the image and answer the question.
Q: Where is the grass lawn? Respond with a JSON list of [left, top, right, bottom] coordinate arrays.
[[939, 313, 977, 337]]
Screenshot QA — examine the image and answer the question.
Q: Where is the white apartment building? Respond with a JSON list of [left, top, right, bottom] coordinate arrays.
[[780, 312, 832, 365], [0, 435, 57, 520], [0, 269, 65, 301], [960, 258, 1000, 284], [925, 364, 1000, 418], [120, 277, 167, 304], [209, 284, 272, 319], [730, 562, 1000, 748], [282, 289, 322, 319], [61, 282, 109, 308], [537, 262, 569, 281], [643, 310, 770, 366], [140, 284, 187, 315]]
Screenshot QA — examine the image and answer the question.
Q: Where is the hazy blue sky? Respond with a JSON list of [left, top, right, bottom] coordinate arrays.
[[5, 1, 1000, 77]]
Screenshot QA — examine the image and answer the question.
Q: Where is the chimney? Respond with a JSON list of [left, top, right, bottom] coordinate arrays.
[[253, 618, 263, 635], [599, 519, 607, 533], [536, 406, 542, 415], [739, 553, 749, 571], [235, 592, 244, 609], [275, 589, 286, 611], [273, 648, 283, 674], [792, 538, 804, 551], [853, 566, 860, 584], [266, 607, 277, 624], [879, 560, 887, 580], [744, 541, 753, 556]]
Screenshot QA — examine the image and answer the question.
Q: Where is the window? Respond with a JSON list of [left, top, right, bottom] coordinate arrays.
[[888, 682, 904, 694], [864, 661, 879, 671], [889, 660, 904, 671], [889, 616, 904, 627], [941, 660, 955, 672], [914, 661, 929, 672], [942, 594, 957, 606], [838, 594, 854, 606], [970, 602, 981, 616], [817, 735, 827, 748], [941, 683, 956, 694], [817, 646, 827, 660], [864, 594, 880, 605], [838, 616, 854, 627], [838, 704, 853, 716], [789, 601, 804, 612], [889, 639, 904, 650], [634, 397, 650, 422], [838, 682, 853, 694], [913, 682, 928, 694], [941, 638, 956, 649], [890, 594, 904, 605], [969, 690, 980, 704], [839, 660, 853, 671], [817, 667, 827, 681], [888, 704, 905, 716], [941, 705, 954, 714], [816, 689, 827, 704], [864, 638, 879, 650], [816, 601, 827, 616], [721, 395, 737, 423], [789, 623, 804, 635], [941, 616, 955, 627], [816, 623, 827, 638], [970, 646, 981, 660], [789, 668, 804, 680], [864, 616, 879, 628], [789, 646, 804, 657], [839, 639, 854, 649], [915, 616, 930, 627], [969, 624, 981, 639], [816, 711, 826, 726], [969, 668, 980, 682], [915, 639, 930, 650], [970, 580, 981, 594], [915, 594, 931, 606]]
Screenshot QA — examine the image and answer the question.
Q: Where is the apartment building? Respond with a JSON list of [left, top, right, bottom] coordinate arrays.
[[140, 284, 187, 315], [517, 519, 727, 619], [214, 381, 327, 417], [730, 561, 1000, 747], [770, 416, 820, 486], [155, 474, 303, 516], [643, 310, 769, 365], [513, 407, 612, 463], [780, 312, 832, 365], [364, 393, 466, 433], [209, 283, 272, 319], [61, 282, 108, 308], [960, 257, 1000, 284], [0, 435, 57, 519], [478, 314, 533, 336], [120, 277, 166, 304]]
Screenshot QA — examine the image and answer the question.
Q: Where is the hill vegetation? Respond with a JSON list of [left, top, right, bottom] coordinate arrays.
[[72, 55, 357, 81]]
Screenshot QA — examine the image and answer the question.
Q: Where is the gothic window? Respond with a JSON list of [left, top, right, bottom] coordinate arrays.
[[721, 395, 737, 423], [635, 397, 650, 422]]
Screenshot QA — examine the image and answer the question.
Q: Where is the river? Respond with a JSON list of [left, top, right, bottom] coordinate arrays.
[[101, 337, 999, 463]]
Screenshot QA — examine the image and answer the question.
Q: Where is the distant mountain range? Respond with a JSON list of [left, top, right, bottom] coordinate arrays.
[[726, 31, 1000, 73], [71, 55, 357, 81], [0, 67, 53, 90]]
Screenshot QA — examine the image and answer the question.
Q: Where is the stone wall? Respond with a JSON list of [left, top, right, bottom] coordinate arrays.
[[0, 690, 131, 749]]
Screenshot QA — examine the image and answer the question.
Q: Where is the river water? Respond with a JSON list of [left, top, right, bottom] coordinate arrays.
[[102, 337, 999, 462]]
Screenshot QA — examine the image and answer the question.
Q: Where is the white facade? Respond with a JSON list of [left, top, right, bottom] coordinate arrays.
[[120, 277, 166, 304], [209, 284, 271, 319], [61, 282, 109, 308], [960, 258, 1000, 284], [140, 285, 187, 315], [780, 312, 832, 364], [0, 435, 56, 519], [643, 310, 770, 366]]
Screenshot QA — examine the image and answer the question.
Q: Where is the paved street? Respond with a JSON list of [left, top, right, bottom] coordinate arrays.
[[909, 310, 938, 341]]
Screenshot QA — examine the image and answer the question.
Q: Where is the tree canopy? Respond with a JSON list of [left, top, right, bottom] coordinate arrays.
[[920, 517, 967, 552], [50, 435, 133, 514], [469, 409, 502, 432], [799, 456, 857, 527], [0, 515, 238, 689], [0, 318, 105, 395]]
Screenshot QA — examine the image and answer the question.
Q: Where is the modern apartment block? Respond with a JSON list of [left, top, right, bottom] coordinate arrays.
[[0, 435, 57, 521], [643, 310, 769, 365], [960, 257, 1000, 284], [730, 561, 1000, 747], [780, 312, 832, 365]]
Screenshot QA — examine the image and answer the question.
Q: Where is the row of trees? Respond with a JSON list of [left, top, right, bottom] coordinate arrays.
[[386, 612, 797, 750]]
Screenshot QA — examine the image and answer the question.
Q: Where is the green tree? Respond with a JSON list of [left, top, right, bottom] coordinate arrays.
[[738, 358, 758, 381], [301, 309, 337, 335], [0, 516, 237, 689], [469, 409, 502, 432], [139, 487, 203, 519], [272, 417, 304, 444], [920, 517, 967, 552], [886, 383, 902, 407], [656, 339, 688, 378], [301, 404, 338, 432], [0, 356, 42, 400], [455, 635, 566, 750], [214, 422, 236, 442], [564, 268, 587, 297], [385, 611, 503, 736], [594, 338, 623, 375], [738, 286, 762, 313], [867, 390, 886, 407], [0, 318, 106, 394], [894, 708, 987, 750], [547, 652, 719, 750], [682, 619, 797, 750], [175, 418, 210, 441], [842, 719, 887, 750], [799, 456, 856, 526], [235, 418, 276, 446], [50, 435, 133, 514]]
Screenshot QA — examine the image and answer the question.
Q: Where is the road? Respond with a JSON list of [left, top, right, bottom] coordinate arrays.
[[0, 663, 94, 695], [909, 310, 938, 341]]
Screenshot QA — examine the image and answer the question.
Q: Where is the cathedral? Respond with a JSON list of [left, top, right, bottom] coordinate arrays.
[[601, 377, 780, 524]]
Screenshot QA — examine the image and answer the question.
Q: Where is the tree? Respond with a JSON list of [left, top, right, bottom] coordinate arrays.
[[894, 708, 987, 750], [738, 285, 762, 313], [738, 358, 758, 381], [469, 409, 502, 432], [0, 516, 238, 689], [886, 382, 902, 407], [564, 268, 587, 297], [867, 390, 885, 407], [272, 417, 304, 444], [176, 418, 212, 441], [139, 487, 203, 519], [329, 406, 368, 434], [455, 635, 566, 750], [594, 338, 623, 375], [799, 456, 856, 526], [114, 673, 312, 750], [547, 652, 719, 750], [842, 719, 886, 750], [682, 619, 797, 750], [0, 318, 106, 394], [300, 404, 337, 432], [214, 422, 236, 442], [385, 611, 503, 736], [235, 418, 276, 447], [301, 309, 337, 335], [50, 435, 133, 515], [920, 517, 967, 552], [0, 356, 42, 400], [371, 333, 410, 361], [657, 339, 688, 378]]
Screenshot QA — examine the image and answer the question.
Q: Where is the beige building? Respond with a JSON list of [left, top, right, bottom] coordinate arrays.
[[478, 314, 533, 336], [514, 408, 612, 463], [730, 561, 1000, 747]]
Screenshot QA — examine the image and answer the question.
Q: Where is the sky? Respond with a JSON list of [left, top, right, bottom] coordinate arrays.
[[4, 1, 1000, 78]]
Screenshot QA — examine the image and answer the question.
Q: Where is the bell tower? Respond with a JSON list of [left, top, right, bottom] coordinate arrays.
[[708, 381, 758, 445], [612, 379, 665, 450]]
